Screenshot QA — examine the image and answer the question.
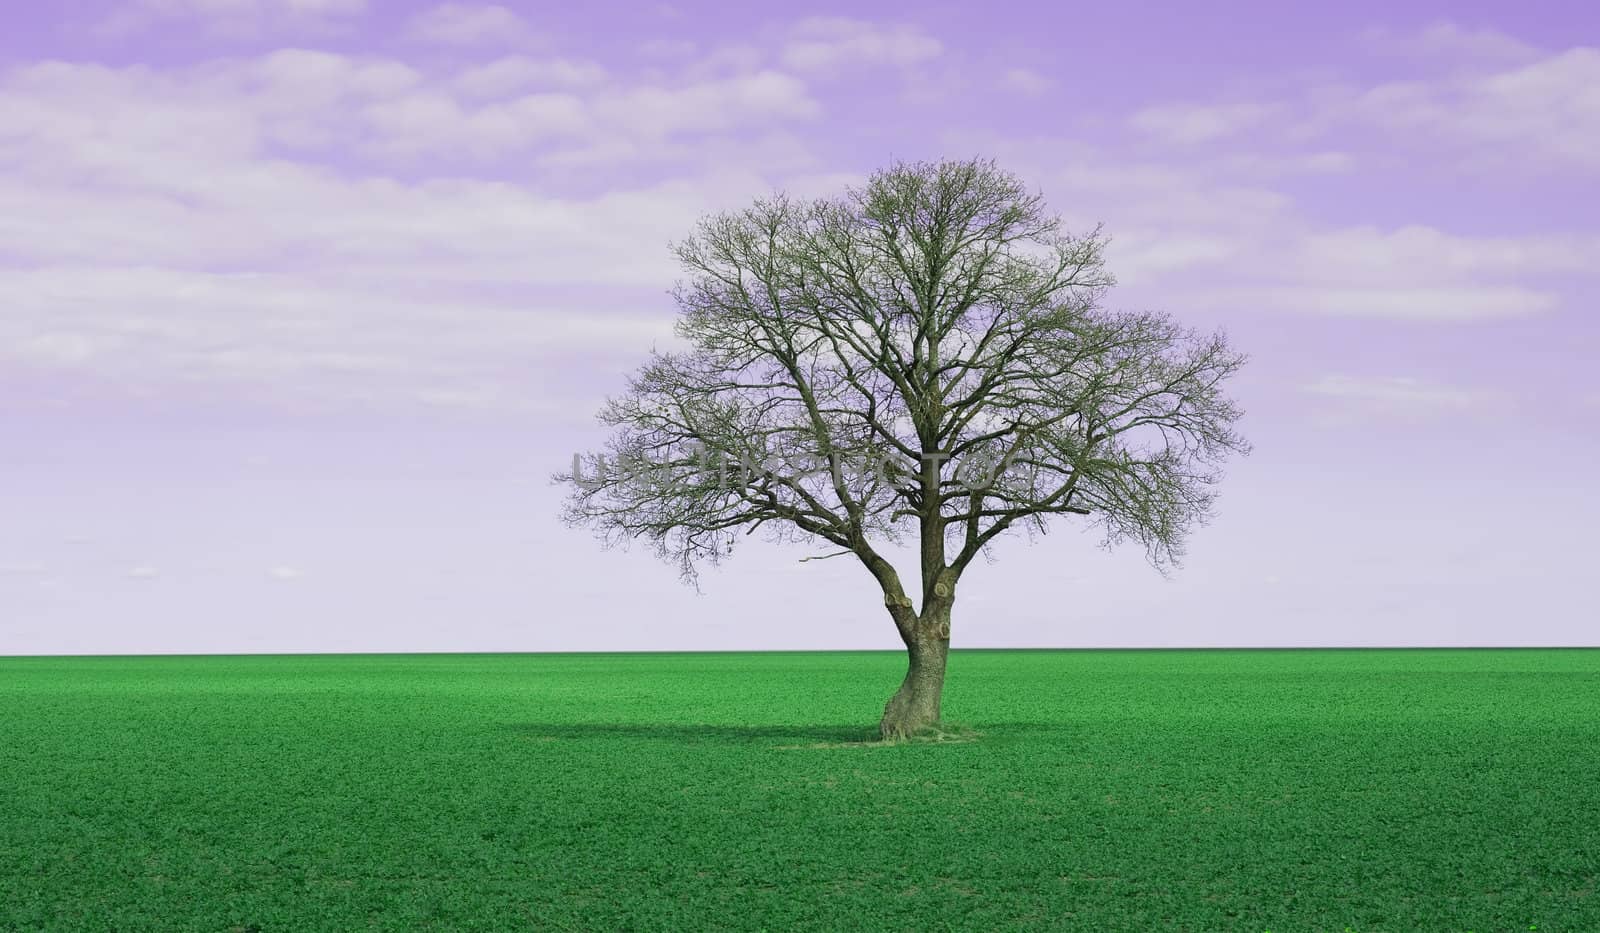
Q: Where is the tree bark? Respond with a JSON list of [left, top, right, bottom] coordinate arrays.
[[878, 603, 952, 739]]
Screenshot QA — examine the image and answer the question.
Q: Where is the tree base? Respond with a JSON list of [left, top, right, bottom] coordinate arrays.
[[879, 688, 941, 740], [878, 633, 949, 740], [876, 722, 982, 745]]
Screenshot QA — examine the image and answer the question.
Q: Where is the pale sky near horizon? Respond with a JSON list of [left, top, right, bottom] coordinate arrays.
[[2, 0, 1597, 654]]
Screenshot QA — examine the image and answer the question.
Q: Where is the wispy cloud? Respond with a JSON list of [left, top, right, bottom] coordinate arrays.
[[1129, 102, 1275, 144], [986, 118, 1597, 321], [3, 12, 1593, 419], [1132, 28, 1600, 172], [451, 56, 608, 98], [101, 0, 368, 38], [1240, 285, 1555, 319], [405, 3, 532, 47], [0, 46, 773, 408], [998, 67, 1054, 95], [1361, 21, 1540, 65], [1301, 374, 1511, 418], [778, 17, 942, 74], [1334, 47, 1600, 171]]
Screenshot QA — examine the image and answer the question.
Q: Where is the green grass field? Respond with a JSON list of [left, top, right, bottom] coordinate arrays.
[[2, 649, 1597, 931]]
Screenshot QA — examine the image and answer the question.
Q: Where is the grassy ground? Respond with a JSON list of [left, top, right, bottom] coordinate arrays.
[[1, 649, 1597, 931]]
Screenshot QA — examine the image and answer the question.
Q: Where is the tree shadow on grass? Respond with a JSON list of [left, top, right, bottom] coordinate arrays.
[[498, 722, 878, 745], [497, 720, 1074, 746]]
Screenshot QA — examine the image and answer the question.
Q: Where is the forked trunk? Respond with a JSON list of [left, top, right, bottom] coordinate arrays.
[[878, 605, 951, 739]]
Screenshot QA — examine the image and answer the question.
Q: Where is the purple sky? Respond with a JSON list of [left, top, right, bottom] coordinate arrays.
[[2, 1, 1597, 654]]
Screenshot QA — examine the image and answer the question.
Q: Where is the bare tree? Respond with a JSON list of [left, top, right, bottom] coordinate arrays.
[[558, 158, 1249, 739]]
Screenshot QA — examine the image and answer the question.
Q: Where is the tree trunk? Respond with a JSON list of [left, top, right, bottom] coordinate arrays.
[[878, 604, 951, 739]]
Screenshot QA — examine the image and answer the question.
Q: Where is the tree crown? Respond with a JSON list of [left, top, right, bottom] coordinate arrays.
[[559, 158, 1249, 595]]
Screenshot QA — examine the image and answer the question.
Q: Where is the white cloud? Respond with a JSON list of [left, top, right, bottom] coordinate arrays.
[[0, 79, 769, 273], [1237, 285, 1555, 319], [1291, 225, 1600, 280], [1345, 48, 1600, 170], [594, 70, 819, 138], [452, 56, 607, 98], [1109, 233, 1243, 279], [102, 0, 367, 37], [0, 52, 778, 408], [999, 68, 1054, 95], [1301, 375, 1511, 418], [681, 43, 768, 80], [0, 51, 820, 171], [1216, 151, 1355, 176], [1129, 102, 1274, 144], [250, 48, 424, 102], [406, 3, 531, 46], [1226, 225, 1595, 319], [0, 265, 679, 372], [127, 566, 161, 579], [1171, 223, 1588, 320], [779, 17, 942, 74], [1362, 22, 1540, 65], [267, 566, 302, 580], [0, 82, 734, 404], [358, 90, 591, 158], [982, 138, 1591, 320], [1007, 144, 1294, 230], [638, 38, 698, 61], [6, 18, 1590, 419], [1125, 30, 1597, 172]]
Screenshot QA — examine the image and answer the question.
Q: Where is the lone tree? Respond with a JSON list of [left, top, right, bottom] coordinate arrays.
[[559, 158, 1249, 739]]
